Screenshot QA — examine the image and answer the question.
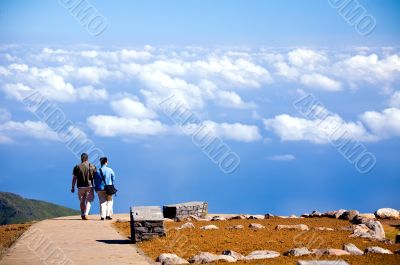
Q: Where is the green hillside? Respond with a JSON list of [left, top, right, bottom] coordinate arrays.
[[0, 192, 80, 225]]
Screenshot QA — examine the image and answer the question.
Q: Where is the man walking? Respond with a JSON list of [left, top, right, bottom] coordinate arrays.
[[71, 153, 96, 220], [94, 157, 115, 220]]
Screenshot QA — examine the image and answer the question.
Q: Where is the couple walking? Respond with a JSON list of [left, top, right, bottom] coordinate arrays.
[[71, 153, 116, 220]]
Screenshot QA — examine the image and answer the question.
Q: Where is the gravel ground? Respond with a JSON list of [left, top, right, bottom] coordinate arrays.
[[113, 217, 400, 265]]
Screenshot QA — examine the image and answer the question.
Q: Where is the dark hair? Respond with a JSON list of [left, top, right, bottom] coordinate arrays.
[[100, 157, 108, 165], [81, 153, 88, 162]]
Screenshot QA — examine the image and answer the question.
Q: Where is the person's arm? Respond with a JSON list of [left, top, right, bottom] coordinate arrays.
[[111, 169, 116, 183], [71, 175, 77, 193]]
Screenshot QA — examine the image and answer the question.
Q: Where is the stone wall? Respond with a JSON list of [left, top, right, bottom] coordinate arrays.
[[130, 206, 165, 243], [163, 201, 208, 219]]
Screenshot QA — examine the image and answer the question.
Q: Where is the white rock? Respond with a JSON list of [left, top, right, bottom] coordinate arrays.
[[358, 213, 375, 219], [228, 215, 246, 220], [189, 252, 236, 263], [284, 247, 312, 257], [365, 246, 393, 254], [311, 249, 350, 256], [276, 224, 309, 231], [375, 208, 400, 219], [245, 250, 280, 260], [247, 215, 265, 219], [156, 253, 189, 265], [200, 225, 219, 230], [210, 216, 226, 221], [343, 243, 363, 255], [249, 223, 265, 230], [175, 222, 195, 230], [222, 250, 245, 260]]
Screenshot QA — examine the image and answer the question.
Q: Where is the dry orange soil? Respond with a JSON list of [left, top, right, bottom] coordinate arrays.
[[113, 217, 400, 265], [0, 224, 31, 258]]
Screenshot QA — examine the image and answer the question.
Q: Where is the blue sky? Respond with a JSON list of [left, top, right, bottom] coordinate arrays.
[[0, 0, 399, 215]]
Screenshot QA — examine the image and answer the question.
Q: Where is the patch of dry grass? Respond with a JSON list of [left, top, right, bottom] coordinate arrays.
[[113, 217, 400, 265], [0, 224, 31, 258]]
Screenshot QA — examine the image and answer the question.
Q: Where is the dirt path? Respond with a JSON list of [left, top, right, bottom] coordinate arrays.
[[0, 214, 153, 265]]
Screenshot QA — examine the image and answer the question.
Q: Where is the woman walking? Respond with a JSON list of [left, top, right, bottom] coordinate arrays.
[[94, 157, 116, 220]]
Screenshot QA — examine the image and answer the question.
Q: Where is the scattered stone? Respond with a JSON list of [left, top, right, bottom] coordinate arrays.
[[396, 233, 400, 243], [358, 213, 375, 219], [351, 218, 385, 240], [175, 222, 195, 230], [310, 211, 322, 217], [364, 246, 393, 254], [249, 223, 265, 230], [326, 249, 350, 256], [339, 210, 359, 221], [289, 214, 298, 218], [228, 215, 246, 220], [343, 243, 363, 255], [301, 213, 310, 218], [297, 261, 349, 265], [284, 247, 312, 257], [247, 215, 264, 219], [156, 253, 189, 264], [244, 250, 280, 260], [311, 249, 350, 256], [375, 208, 400, 219], [189, 252, 236, 263], [264, 213, 274, 219], [200, 225, 219, 230], [211, 216, 226, 221], [226, 225, 244, 230], [314, 227, 334, 231], [222, 250, 245, 260], [334, 209, 347, 219], [164, 218, 175, 222], [276, 224, 309, 231]]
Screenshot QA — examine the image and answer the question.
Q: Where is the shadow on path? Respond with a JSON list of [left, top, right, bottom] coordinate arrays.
[[96, 239, 131, 244]]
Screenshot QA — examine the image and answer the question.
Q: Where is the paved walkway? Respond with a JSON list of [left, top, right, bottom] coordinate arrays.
[[0, 214, 154, 265]]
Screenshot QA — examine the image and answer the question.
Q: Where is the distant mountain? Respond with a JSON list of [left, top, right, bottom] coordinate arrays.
[[0, 192, 80, 225]]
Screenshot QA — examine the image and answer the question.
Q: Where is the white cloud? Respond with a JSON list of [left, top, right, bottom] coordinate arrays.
[[76, 66, 110, 84], [110, 97, 157, 119], [0, 108, 11, 121], [274, 62, 299, 80], [87, 115, 168, 137], [77, 86, 108, 101], [0, 120, 59, 142], [389, 91, 400, 108], [267, 154, 296, 161], [300, 73, 342, 91], [216, 90, 256, 109], [2, 83, 32, 101], [339, 54, 400, 83], [288, 48, 328, 69], [9, 63, 29, 72], [263, 114, 374, 144], [203, 120, 261, 142], [360, 108, 400, 139]]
